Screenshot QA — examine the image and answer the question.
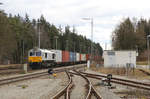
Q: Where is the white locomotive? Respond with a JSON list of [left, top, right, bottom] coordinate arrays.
[[28, 48, 56, 69]]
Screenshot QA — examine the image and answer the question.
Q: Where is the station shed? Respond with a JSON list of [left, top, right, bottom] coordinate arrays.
[[103, 50, 137, 68]]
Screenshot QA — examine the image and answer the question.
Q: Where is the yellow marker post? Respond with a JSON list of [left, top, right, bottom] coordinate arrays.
[[53, 73, 57, 78]]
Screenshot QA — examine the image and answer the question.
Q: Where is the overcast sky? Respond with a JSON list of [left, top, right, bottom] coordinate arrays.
[[1, 0, 150, 50]]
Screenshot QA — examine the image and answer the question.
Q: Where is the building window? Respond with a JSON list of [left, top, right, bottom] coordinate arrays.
[[107, 51, 115, 56]]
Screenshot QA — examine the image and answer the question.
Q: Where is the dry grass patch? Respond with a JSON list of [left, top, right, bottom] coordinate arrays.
[[90, 65, 150, 79], [136, 61, 148, 65], [115, 89, 150, 99]]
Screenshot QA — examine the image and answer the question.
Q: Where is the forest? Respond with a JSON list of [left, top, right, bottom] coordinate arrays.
[[112, 18, 150, 60], [0, 10, 103, 64]]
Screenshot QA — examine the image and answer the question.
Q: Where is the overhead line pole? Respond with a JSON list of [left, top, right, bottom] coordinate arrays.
[[36, 21, 41, 48], [147, 35, 150, 70], [54, 36, 58, 50], [39, 23, 40, 48], [91, 18, 93, 61], [82, 18, 93, 63]]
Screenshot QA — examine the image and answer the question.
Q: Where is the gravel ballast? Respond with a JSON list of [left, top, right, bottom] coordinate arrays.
[[0, 72, 67, 99]]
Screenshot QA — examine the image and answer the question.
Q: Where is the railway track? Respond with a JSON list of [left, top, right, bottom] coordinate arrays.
[[0, 71, 48, 86], [52, 71, 73, 99], [138, 69, 150, 76], [80, 72, 150, 90], [73, 70, 102, 99], [52, 70, 102, 99], [0, 69, 22, 75], [0, 64, 86, 86]]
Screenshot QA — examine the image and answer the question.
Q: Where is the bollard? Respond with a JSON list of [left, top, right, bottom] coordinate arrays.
[[87, 60, 90, 68], [23, 64, 28, 74], [53, 73, 57, 78], [48, 68, 54, 79]]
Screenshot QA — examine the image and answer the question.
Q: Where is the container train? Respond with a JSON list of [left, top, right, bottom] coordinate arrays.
[[28, 48, 101, 69]]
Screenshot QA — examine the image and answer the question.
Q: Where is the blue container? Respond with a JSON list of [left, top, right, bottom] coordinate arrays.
[[69, 52, 73, 62], [69, 52, 76, 62]]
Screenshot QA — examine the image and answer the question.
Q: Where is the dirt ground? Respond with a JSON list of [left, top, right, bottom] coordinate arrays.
[[70, 74, 87, 99], [86, 69, 121, 99], [86, 69, 150, 99], [0, 72, 68, 99], [1, 65, 150, 99]]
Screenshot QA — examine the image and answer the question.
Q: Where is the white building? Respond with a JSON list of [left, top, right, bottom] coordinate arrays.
[[103, 50, 137, 68]]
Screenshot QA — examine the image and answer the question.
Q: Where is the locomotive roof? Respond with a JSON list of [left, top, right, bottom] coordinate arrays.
[[29, 48, 55, 54]]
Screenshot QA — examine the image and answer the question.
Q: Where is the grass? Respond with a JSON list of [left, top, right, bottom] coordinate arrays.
[[115, 89, 150, 99], [22, 85, 28, 89], [17, 84, 28, 89], [90, 64, 150, 79], [136, 61, 148, 65]]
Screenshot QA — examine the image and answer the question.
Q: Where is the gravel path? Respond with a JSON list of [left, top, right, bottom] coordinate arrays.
[[86, 69, 150, 99], [86, 69, 121, 99], [70, 74, 87, 99], [0, 72, 68, 99]]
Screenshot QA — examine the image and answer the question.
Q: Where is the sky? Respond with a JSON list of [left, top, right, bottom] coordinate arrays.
[[1, 0, 150, 50]]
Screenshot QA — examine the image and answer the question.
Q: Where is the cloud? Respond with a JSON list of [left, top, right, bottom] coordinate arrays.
[[1, 0, 150, 50]]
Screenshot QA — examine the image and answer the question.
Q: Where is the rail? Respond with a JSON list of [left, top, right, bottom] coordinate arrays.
[[0, 64, 86, 86], [0, 72, 48, 85], [0, 64, 23, 69], [52, 71, 73, 99], [80, 72, 150, 90], [138, 69, 150, 76], [73, 70, 102, 99]]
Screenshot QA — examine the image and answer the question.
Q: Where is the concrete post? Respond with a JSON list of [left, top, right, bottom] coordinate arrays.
[[87, 60, 90, 68], [23, 64, 27, 74]]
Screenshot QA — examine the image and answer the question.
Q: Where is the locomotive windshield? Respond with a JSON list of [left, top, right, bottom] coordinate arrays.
[[29, 51, 41, 56], [36, 51, 41, 56], [30, 52, 35, 56]]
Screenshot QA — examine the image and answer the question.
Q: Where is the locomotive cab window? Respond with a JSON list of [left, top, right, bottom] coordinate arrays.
[[30, 52, 35, 56], [45, 53, 47, 58], [52, 54, 55, 59], [36, 52, 41, 56]]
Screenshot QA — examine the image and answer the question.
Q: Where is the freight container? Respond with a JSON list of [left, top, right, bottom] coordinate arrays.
[[81, 54, 86, 61], [86, 54, 90, 61], [69, 52, 73, 62], [94, 56, 101, 61], [62, 51, 69, 62], [69, 52, 76, 62], [93, 56, 96, 60], [83, 54, 86, 61], [76, 53, 80, 61], [51, 50, 62, 63], [80, 54, 82, 61]]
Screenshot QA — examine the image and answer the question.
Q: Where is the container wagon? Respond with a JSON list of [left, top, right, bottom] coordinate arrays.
[[76, 53, 80, 64], [69, 52, 76, 63], [51, 50, 62, 66], [62, 51, 70, 65]]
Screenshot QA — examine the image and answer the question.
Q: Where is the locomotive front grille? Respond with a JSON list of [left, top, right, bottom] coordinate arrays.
[[28, 56, 42, 62]]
